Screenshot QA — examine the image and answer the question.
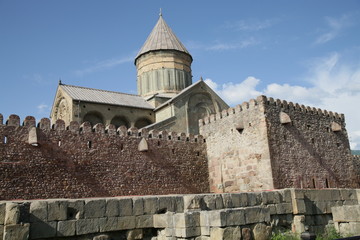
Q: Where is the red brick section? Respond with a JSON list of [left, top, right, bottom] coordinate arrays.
[[263, 98, 357, 189], [0, 117, 209, 200]]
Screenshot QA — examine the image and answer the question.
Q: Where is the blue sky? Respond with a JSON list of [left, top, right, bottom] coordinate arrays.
[[1, 1, 360, 148]]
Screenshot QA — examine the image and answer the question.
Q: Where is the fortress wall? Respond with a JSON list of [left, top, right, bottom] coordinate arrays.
[[0, 114, 209, 201], [263, 97, 357, 189], [199, 95, 357, 193], [199, 96, 274, 193], [0, 188, 358, 239]]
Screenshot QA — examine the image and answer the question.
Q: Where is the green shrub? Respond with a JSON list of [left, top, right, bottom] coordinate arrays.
[[271, 231, 299, 240]]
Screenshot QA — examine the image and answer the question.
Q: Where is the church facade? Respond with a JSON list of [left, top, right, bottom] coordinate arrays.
[[50, 14, 228, 134]]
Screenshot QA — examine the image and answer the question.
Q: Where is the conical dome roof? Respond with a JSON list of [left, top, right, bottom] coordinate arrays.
[[135, 14, 191, 62]]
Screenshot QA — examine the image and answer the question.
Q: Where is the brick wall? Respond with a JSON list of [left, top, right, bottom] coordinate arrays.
[[263, 97, 357, 189], [0, 114, 209, 200]]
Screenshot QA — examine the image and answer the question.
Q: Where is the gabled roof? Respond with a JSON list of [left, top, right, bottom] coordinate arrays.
[[135, 14, 191, 61], [60, 84, 154, 110], [154, 79, 229, 111]]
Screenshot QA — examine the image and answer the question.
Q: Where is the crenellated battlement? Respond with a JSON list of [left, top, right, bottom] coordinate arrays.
[[199, 95, 345, 127], [0, 113, 204, 143]]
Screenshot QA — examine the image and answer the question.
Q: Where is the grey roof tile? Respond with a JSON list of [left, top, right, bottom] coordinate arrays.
[[135, 15, 191, 60], [60, 84, 154, 110]]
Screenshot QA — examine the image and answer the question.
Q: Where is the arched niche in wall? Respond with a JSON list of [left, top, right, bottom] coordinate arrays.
[[83, 111, 104, 127], [111, 116, 130, 129], [54, 97, 70, 124], [187, 92, 215, 134], [135, 118, 153, 129]]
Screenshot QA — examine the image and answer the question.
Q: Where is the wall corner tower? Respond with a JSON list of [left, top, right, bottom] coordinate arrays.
[[135, 13, 193, 98]]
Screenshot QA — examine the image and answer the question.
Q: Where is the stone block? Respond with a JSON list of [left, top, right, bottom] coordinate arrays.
[[132, 198, 143, 216], [305, 189, 340, 202], [201, 226, 210, 236], [174, 212, 200, 228], [332, 205, 360, 222], [106, 199, 119, 217], [3, 223, 29, 240], [200, 211, 209, 227], [343, 199, 358, 205], [48, 200, 68, 221], [30, 221, 57, 239], [5, 203, 20, 225], [67, 200, 84, 219], [262, 191, 281, 204], [118, 216, 136, 230], [136, 215, 153, 228], [292, 199, 306, 214], [174, 196, 184, 213], [222, 194, 233, 208], [290, 189, 304, 199], [244, 206, 270, 224], [175, 227, 201, 238], [127, 229, 143, 240], [224, 226, 241, 240], [231, 193, 248, 207], [143, 197, 159, 215], [268, 204, 276, 215], [183, 195, 205, 211], [99, 217, 118, 232], [57, 220, 76, 237], [203, 194, 223, 210], [253, 223, 272, 240], [291, 215, 305, 234], [154, 212, 174, 228], [279, 189, 292, 203], [276, 203, 292, 214], [242, 227, 252, 240], [340, 189, 357, 201], [93, 234, 112, 240], [0, 203, 5, 225], [196, 236, 211, 240], [210, 227, 224, 240], [226, 209, 245, 226], [158, 196, 176, 213], [208, 210, 227, 227], [247, 193, 262, 206], [76, 218, 99, 235], [84, 199, 106, 218]]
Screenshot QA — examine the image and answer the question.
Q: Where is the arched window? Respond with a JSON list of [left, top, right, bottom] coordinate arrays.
[[83, 112, 104, 127], [111, 116, 130, 129]]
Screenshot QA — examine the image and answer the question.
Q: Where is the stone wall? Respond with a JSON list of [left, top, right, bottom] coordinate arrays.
[[199, 95, 358, 192], [263, 96, 356, 189], [1, 189, 358, 240], [0, 114, 209, 201], [199, 98, 274, 193]]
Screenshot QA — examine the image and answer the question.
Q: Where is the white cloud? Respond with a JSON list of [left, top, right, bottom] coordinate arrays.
[[75, 56, 133, 76], [37, 103, 50, 115], [205, 53, 360, 149], [225, 19, 277, 31], [314, 14, 351, 44], [206, 38, 258, 51], [205, 77, 262, 105]]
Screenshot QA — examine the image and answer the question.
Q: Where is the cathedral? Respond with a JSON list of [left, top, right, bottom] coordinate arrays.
[[50, 14, 228, 134]]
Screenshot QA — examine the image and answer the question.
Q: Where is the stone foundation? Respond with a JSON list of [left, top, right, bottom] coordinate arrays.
[[1, 189, 359, 240]]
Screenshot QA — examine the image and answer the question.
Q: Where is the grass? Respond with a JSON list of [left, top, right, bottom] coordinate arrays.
[[270, 226, 345, 240]]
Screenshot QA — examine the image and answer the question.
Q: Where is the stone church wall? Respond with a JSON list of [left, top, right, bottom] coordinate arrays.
[[0, 114, 209, 201]]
